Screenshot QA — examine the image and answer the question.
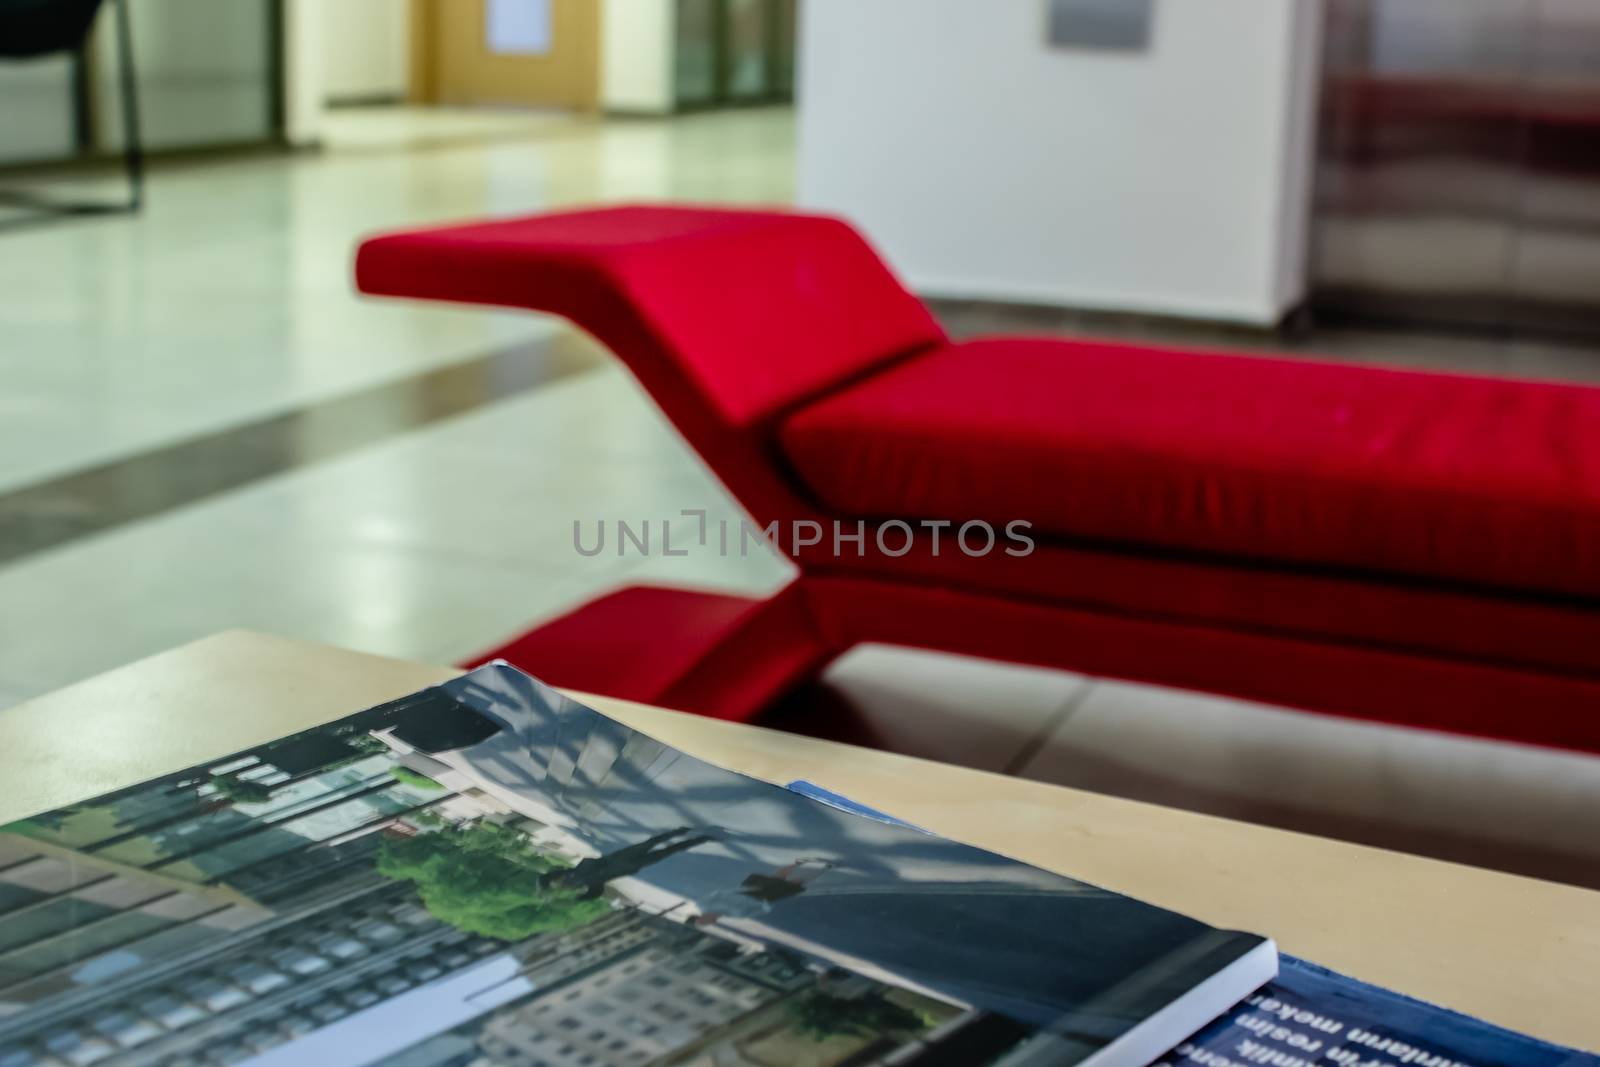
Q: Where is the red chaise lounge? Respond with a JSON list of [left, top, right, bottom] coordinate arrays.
[[356, 205, 1600, 753]]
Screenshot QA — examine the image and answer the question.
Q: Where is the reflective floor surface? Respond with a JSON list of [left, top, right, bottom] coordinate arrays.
[[1, 105, 1596, 891]]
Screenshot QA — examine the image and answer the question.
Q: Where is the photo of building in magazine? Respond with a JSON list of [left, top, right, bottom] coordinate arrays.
[[0, 665, 1275, 1067]]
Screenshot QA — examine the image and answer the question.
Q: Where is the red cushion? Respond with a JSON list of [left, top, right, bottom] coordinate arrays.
[[358, 205, 944, 428], [780, 337, 1600, 599]]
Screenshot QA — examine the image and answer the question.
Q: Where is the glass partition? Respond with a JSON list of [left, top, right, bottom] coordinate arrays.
[[0, 59, 77, 165], [95, 0, 280, 152], [674, 0, 719, 108], [0, 0, 283, 170], [672, 0, 794, 110], [722, 0, 771, 102]]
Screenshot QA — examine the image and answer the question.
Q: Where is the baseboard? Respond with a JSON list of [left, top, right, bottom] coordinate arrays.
[[923, 295, 1296, 347]]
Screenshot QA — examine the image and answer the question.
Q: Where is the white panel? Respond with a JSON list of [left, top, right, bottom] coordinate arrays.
[[95, 0, 276, 151], [601, 0, 676, 113], [320, 0, 411, 103], [797, 0, 1324, 324], [283, 0, 325, 146]]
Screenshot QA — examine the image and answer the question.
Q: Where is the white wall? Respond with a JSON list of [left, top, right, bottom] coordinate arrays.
[[321, 0, 411, 103], [797, 0, 1324, 325], [602, 0, 676, 113], [282, 0, 325, 146]]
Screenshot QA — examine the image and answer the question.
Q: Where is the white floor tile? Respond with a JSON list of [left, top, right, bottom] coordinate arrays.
[[1018, 679, 1600, 884], [0, 507, 613, 701], [0, 363, 780, 703], [405, 364, 697, 466], [318, 106, 583, 151], [801, 645, 1090, 773]]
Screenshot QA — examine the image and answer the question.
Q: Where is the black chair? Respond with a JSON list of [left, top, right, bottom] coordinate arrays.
[[0, 0, 143, 216]]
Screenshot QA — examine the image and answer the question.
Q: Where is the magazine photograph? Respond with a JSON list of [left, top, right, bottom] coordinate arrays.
[[0, 666, 1274, 1067]]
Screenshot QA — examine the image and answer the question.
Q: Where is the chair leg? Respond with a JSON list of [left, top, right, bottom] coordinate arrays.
[[114, 0, 143, 212]]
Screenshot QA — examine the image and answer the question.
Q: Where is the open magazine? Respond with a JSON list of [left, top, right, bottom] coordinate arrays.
[[0, 663, 1274, 1067]]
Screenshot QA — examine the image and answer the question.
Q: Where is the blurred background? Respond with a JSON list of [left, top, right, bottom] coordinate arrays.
[[1, 0, 1597, 888]]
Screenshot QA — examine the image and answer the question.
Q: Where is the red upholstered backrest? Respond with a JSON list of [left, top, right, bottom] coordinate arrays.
[[356, 205, 945, 429]]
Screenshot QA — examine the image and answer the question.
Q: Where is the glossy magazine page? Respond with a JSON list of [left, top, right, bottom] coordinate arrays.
[[0, 663, 1273, 1067]]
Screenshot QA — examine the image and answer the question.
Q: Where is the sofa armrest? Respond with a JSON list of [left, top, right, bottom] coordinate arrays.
[[356, 204, 945, 429]]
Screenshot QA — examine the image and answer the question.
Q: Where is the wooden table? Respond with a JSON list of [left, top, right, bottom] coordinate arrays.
[[2, 630, 1596, 1050]]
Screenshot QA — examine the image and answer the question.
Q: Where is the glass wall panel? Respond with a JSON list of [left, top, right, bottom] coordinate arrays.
[[770, 0, 796, 98], [674, 0, 718, 107], [96, 0, 279, 152], [1315, 0, 1600, 334], [670, 0, 794, 110], [0, 59, 76, 164], [723, 0, 772, 101]]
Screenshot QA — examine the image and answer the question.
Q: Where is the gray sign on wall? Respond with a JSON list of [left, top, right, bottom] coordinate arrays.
[[1047, 0, 1158, 51]]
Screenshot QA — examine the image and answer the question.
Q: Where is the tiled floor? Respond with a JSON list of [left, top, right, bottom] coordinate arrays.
[[766, 646, 1092, 774], [318, 104, 584, 151], [1015, 680, 1600, 888], [0, 105, 794, 493], [0, 361, 792, 700], [2, 105, 1597, 889], [771, 649, 1600, 890]]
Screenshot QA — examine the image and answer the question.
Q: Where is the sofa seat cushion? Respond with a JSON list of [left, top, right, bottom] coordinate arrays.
[[779, 337, 1600, 599]]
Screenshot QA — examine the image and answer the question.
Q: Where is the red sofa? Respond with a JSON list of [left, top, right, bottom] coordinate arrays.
[[356, 205, 1600, 753]]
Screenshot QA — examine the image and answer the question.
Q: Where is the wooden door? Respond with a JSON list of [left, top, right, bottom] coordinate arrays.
[[412, 0, 600, 110]]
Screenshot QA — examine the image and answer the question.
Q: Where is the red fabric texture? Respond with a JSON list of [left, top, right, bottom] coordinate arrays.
[[782, 337, 1600, 599], [800, 537, 1600, 680]]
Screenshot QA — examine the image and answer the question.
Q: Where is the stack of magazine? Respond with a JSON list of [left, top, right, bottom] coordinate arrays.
[[0, 665, 1592, 1067]]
